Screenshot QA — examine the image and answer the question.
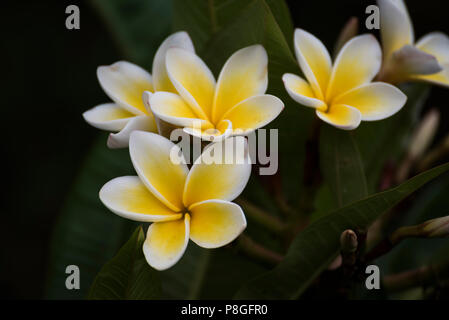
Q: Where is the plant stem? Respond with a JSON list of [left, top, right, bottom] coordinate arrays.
[[383, 261, 449, 292], [235, 198, 286, 234], [236, 234, 283, 266]]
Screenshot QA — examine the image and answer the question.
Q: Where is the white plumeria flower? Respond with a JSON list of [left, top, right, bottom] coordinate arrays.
[[283, 29, 407, 130], [147, 45, 284, 141], [99, 131, 250, 270], [82, 31, 195, 148], [378, 0, 449, 86]]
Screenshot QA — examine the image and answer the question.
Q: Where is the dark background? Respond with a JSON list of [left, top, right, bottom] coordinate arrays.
[[2, 0, 449, 299]]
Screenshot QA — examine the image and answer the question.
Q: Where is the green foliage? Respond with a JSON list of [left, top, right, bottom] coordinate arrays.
[[320, 124, 368, 207], [47, 0, 449, 300], [235, 162, 449, 299], [88, 226, 161, 299]]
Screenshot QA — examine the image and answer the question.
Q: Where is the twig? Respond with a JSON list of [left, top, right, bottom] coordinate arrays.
[[236, 234, 283, 266], [235, 198, 286, 234]]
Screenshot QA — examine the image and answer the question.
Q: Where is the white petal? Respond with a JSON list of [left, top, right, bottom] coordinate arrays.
[[152, 31, 195, 92], [326, 35, 382, 101], [129, 131, 189, 212], [183, 136, 251, 207], [183, 119, 233, 142], [282, 73, 327, 111], [97, 61, 153, 115], [334, 82, 407, 121], [82, 103, 134, 131], [212, 45, 268, 123], [392, 45, 442, 75], [378, 0, 414, 59], [166, 48, 215, 120], [316, 104, 362, 130], [143, 215, 190, 270], [107, 115, 157, 149], [148, 91, 212, 128], [221, 94, 284, 131], [416, 32, 449, 65], [189, 200, 246, 248], [99, 176, 181, 222], [293, 29, 332, 100]]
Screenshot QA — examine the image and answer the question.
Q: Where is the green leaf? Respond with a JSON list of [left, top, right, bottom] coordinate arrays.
[[235, 162, 449, 299], [320, 124, 368, 207], [91, 0, 173, 67], [88, 226, 161, 299], [354, 83, 430, 192], [172, 0, 293, 53], [45, 135, 137, 299], [45, 0, 172, 299]]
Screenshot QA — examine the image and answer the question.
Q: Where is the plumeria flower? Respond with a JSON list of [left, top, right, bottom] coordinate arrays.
[[378, 0, 449, 86], [146, 45, 284, 141], [283, 29, 407, 130], [99, 131, 250, 270], [82, 31, 194, 148]]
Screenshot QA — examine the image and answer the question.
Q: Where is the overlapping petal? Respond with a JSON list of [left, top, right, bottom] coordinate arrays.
[[212, 45, 268, 123], [316, 104, 361, 130], [416, 32, 449, 64], [82, 103, 134, 131], [282, 73, 327, 111], [221, 95, 284, 132], [378, 0, 414, 59], [166, 48, 215, 120], [334, 82, 407, 121], [183, 119, 233, 142], [148, 91, 212, 128], [97, 61, 153, 115], [293, 29, 332, 100], [189, 200, 246, 248], [143, 215, 190, 270], [99, 176, 181, 222], [183, 136, 251, 207], [129, 131, 188, 212], [326, 35, 382, 101], [152, 31, 195, 92], [107, 115, 157, 149]]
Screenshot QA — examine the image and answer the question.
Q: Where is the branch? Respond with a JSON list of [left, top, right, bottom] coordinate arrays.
[[236, 234, 283, 266], [235, 198, 286, 234]]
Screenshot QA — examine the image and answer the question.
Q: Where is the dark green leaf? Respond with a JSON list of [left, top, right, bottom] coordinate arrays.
[[88, 226, 161, 299], [235, 162, 449, 299], [354, 83, 430, 192], [320, 124, 368, 207]]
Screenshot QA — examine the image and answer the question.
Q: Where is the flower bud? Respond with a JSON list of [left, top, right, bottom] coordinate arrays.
[[422, 216, 449, 238], [340, 229, 358, 253]]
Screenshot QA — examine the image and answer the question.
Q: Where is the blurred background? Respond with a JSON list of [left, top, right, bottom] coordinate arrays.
[[2, 0, 449, 299]]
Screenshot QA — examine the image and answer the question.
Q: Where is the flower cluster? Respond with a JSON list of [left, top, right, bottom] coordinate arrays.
[[82, 0, 449, 270]]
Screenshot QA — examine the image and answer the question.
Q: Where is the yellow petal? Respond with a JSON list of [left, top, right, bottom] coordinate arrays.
[[326, 35, 381, 101], [183, 119, 233, 142], [99, 176, 182, 222], [166, 48, 215, 120], [413, 63, 449, 88], [282, 73, 327, 111], [183, 136, 251, 207], [221, 94, 284, 132], [378, 0, 414, 59], [293, 29, 332, 100], [212, 45, 268, 123], [83, 103, 134, 131], [97, 61, 153, 115], [189, 200, 246, 248], [129, 131, 188, 212], [334, 82, 407, 121], [152, 31, 195, 92], [149, 91, 212, 128], [316, 104, 361, 130], [143, 214, 190, 270]]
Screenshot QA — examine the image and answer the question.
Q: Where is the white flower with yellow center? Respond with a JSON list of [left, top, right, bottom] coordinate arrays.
[[82, 32, 194, 148], [147, 45, 284, 141], [99, 131, 250, 270], [282, 29, 407, 130], [378, 0, 449, 86]]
